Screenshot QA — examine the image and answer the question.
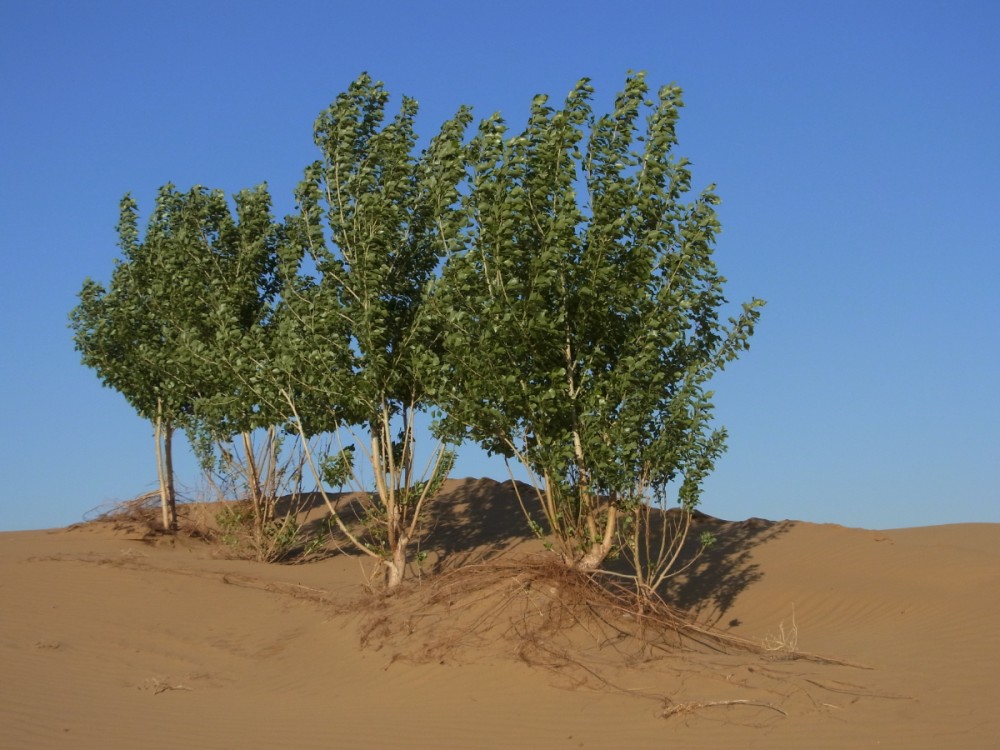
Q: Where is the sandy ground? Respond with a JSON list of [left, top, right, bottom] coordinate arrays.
[[2, 478, 998, 749]]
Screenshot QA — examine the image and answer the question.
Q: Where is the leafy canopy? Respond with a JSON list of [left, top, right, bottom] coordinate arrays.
[[433, 72, 764, 566]]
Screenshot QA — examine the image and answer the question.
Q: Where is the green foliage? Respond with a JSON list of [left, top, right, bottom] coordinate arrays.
[[71, 71, 762, 594], [271, 74, 471, 586], [433, 72, 764, 574], [71, 183, 285, 433], [214, 502, 306, 563], [70, 183, 287, 532], [320, 446, 356, 489], [71, 194, 178, 427], [276, 73, 472, 426]]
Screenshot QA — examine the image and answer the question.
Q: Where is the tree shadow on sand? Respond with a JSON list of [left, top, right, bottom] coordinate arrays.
[[657, 513, 794, 626], [281, 481, 791, 621], [276, 478, 540, 566], [417, 478, 541, 570], [416, 481, 791, 624]]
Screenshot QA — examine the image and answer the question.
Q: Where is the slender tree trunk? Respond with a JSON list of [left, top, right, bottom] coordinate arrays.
[[372, 415, 405, 589], [154, 414, 169, 530], [265, 425, 278, 523], [242, 431, 260, 500], [241, 430, 263, 524], [163, 422, 177, 531], [370, 419, 391, 515], [154, 410, 178, 532]]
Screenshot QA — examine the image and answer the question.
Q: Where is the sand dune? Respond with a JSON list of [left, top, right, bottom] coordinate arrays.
[[2, 478, 997, 749]]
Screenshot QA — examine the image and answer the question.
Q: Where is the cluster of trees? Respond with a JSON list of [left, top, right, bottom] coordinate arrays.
[[71, 73, 763, 594]]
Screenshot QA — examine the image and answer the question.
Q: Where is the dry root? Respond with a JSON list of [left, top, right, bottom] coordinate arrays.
[[661, 699, 788, 720], [84, 491, 166, 536], [354, 554, 764, 674]]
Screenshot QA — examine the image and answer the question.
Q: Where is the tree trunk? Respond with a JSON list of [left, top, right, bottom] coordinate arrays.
[[242, 431, 261, 509], [154, 411, 177, 532], [573, 505, 618, 571], [385, 536, 408, 589], [265, 426, 278, 523], [163, 423, 177, 531], [574, 545, 608, 571], [154, 415, 168, 530]]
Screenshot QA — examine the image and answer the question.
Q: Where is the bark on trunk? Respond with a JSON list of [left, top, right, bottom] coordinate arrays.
[[163, 423, 177, 531], [241, 430, 262, 518], [154, 415, 168, 531], [385, 538, 407, 589], [154, 412, 177, 532], [574, 548, 605, 571], [572, 505, 618, 571]]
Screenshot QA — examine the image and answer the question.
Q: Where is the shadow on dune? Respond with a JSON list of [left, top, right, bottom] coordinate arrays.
[[278, 482, 790, 620], [658, 514, 794, 625], [417, 481, 791, 621], [419, 478, 541, 569], [276, 479, 541, 565]]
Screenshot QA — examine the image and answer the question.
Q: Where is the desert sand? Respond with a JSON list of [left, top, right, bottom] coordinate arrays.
[[2, 478, 998, 749]]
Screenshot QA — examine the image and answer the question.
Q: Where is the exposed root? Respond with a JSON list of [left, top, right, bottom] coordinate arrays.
[[360, 559, 734, 664], [136, 676, 193, 695], [82, 490, 211, 541], [341, 551, 872, 725], [662, 699, 788, 720], [85, 491, 164, 535], [804, 678, 912, 700]]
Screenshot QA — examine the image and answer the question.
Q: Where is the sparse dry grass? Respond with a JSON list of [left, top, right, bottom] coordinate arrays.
[[763, 606, 799, 656]]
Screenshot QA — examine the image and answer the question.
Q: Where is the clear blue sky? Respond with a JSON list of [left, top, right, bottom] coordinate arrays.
[[1, 0, 997, 531]]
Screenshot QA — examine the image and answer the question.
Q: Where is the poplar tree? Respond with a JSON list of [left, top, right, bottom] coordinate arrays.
[[71, 184, 283, 533], [434, 73, 764, 584], [275, 74, 471, 587], [70, 190, 201, 530], [157, 184, 296, 556]]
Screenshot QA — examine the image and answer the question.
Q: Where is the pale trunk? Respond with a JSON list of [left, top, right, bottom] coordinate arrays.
[[241, 430, 267, 525], [372, 414, 407, 589], [241, 431, 261, 506], [573, 505, 618, 571], [154, 403, 177, 532], [385, 536, 407, 589], [154, 415, 168, 530]]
